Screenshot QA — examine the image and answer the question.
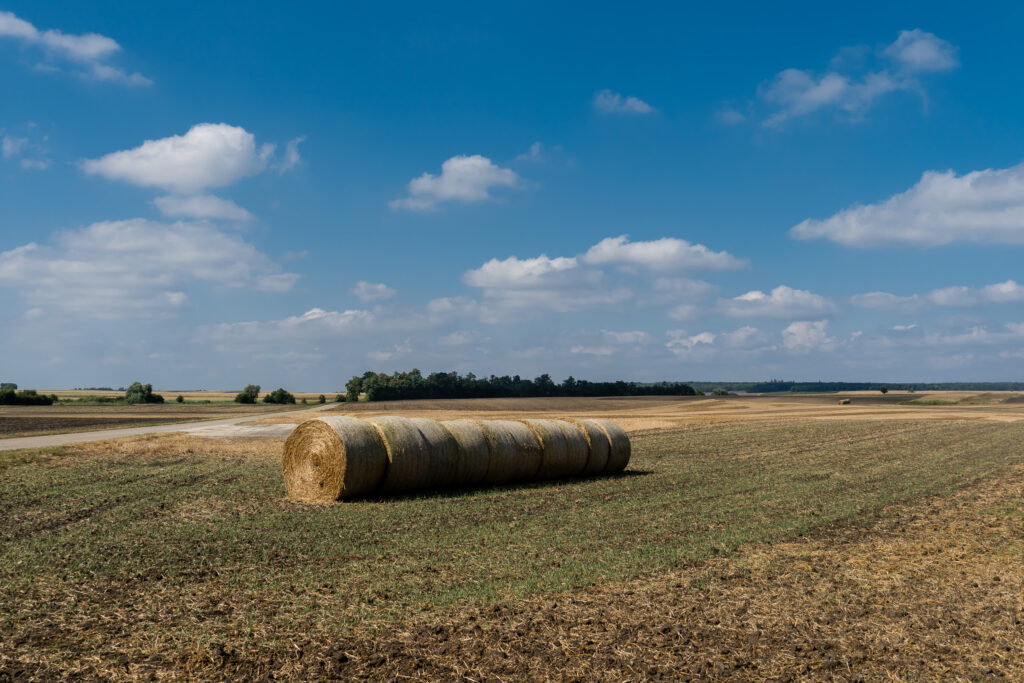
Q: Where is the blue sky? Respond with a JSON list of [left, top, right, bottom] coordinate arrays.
[[2, 1, 1024, 389]]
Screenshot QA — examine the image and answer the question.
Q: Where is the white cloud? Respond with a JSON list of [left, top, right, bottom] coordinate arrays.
[[352, 280, 396, 302], [667, 304, 699, 321], [20, 158, 50, 170], [665, 325, 767, 358], [280, 136, 305, 173], [463, 254, 582, 289], [849, 291, 925, 312], [593, 89, 655, 114], [0, 9, 150, 85], [390, 154, 519, 211], [791, 162, 1024, 246], [884, 29, 959, 73], [581, 235, 746, 271], [759, 29, 957, 126], [82, 123, 273, 194], [153, 194, 254, 221], [198, 307, 377, 350], [570, 330, 650, 356], [782, 320, 835, 351], [721, 285, 834, 318], [893, 324, 918, 331], [666, 330, 717, 355], [516, 142, 544, 162], [2, 135, 27, 158], [0, 219, 297, 317], [929, 280, 1024, 306]]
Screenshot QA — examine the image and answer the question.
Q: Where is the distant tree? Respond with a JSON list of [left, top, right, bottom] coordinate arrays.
[[880, 386, 889, 394], [176, 395, 184, 403], [318, 394, 326, 404], [0, 389, 54, 406], [712, 387, 729, 396], [124, 382, 164, 404], [235, 384, 261, 404], [335, 393, 346, 403], [301, 397, 308, 404], [0, 382, 16, 392], [263, 388, 296, 404]]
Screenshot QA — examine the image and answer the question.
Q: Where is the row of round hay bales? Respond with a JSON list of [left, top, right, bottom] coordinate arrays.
[[282, 415, 630, 501]]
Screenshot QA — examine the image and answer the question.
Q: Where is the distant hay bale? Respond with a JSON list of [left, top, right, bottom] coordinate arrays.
[[365, 416, 431, 493], [561, 418, 610, 476], [518, 419, 570, 478], [282, 416, 388, 502], [440, 419, 490, 486], [839, 398, 851, 405], [588, 418, 631, 474], [406, 417, 459, 489], [475, 419, 542, 484]]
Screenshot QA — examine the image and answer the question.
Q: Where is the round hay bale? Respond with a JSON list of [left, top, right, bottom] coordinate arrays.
[[561, 418, 610, 476], [588, 418, 631, 474], [475, 419, 542, 484], [440, 419, 490, 487], [554, 420, 589, 476], [518, 419, 570, 479], [407, 417, 459, 489], [282, 416, 388, 501], [365, 416, 431, 493]]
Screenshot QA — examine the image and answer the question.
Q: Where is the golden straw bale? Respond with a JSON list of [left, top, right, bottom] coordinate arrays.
[[440, 419, 490, 487], [554, 419, 589, 476], [588, 418, 631, 474], [281, 416, 387, 502], [475, 419, 542, 484], [518, 419, 570, 478], [407, 417, 459, 489], [365, 416, 431, 493], [561, 418, 610, 476]]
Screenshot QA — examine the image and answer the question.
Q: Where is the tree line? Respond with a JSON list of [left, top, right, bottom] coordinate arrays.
[[342, 370, 698, 402]]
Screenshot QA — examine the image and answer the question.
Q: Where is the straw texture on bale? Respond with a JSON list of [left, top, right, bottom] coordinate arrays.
[[475, 419, 543, 484], [407, 417, 459, 488], [518, 419, 570, 479], [439, 420, 490, 486], [555, 420, 590, 476], [588, 418, 631, 474], [282, 416, 388, 502], [365, 416, 432, 493], [562, 418, 610, 476]]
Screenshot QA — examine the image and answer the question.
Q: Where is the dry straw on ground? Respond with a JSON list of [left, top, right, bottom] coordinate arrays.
[[588, 418, 631, 474], [562, 418, 610, 475], [281, 416, 387, 502], [439, 419, 490, 486]]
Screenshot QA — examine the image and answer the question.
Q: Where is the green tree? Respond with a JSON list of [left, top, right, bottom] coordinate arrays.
[[318, 394, 326, 404], [235, 384, 261, 404], [124, 382, 164, 404], [176, 395, 184, 403], [263, 388, 296, 404], [0, 382, 16, 392], [880, 386, 889, 394]]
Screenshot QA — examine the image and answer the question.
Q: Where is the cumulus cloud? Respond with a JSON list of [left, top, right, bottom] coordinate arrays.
[[782, 320, 836, 351], [198, 307, 376, 351], [0, 219, 297, 317], [0, 9, 150, 85], [665, 330, 717, 356], [352, 280, 396, 302], [390, 154, 519, 211], [2, 134, 27, 158], [593, 89, 655, 114], [153, 194, 254, 221], [665, 326, 768, 358], [759, 29, 957, 126], [581, 235, 746, 271], [720, 285, 834, 319], [570, 330, 650, 356], [463, 254, 583, 289], [82, 123, 274, 194], [929, 280, 1024, 306], [792, 162, 1024, 246]]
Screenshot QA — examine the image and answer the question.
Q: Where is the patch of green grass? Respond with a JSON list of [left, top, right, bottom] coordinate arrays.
[[3, 419, 1024, 667], [903, 398, 958, 406]]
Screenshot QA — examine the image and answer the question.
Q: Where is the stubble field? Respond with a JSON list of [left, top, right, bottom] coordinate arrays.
[[2, 393, 1024, 680]]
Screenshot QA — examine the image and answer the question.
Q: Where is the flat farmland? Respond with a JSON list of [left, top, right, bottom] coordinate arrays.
[[3, 395, 1024, 680]]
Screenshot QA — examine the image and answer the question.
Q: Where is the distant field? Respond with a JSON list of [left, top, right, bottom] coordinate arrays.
[[3, 396, 1024, 679], [45, 389, 335, 403]]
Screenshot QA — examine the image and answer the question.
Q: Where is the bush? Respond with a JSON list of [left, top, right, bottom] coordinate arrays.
[[0, 382, 16, 392], [176, 395, 184, 403], [318, 394, 326, 404], [235, 384, 261, 404], [880, 386, 889, 394], [263, 388, 296, 404], [712, 387, 730, 396], [0, 389, 55, 406], [335, 393, 346, 403], [124, 382, 164, 404], [301, 397, 308, 404]]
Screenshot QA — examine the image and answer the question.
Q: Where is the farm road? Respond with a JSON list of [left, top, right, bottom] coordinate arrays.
[[0, 402, 335, 452]]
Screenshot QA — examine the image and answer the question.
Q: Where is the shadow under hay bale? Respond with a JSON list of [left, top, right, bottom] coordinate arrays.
[[282, 415, 630, 501], [281, 416, 387, 502]]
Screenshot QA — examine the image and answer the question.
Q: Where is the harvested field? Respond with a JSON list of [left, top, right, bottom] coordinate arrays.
[[0, 415, 201, 438], [3, 396, 1024, 680]]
